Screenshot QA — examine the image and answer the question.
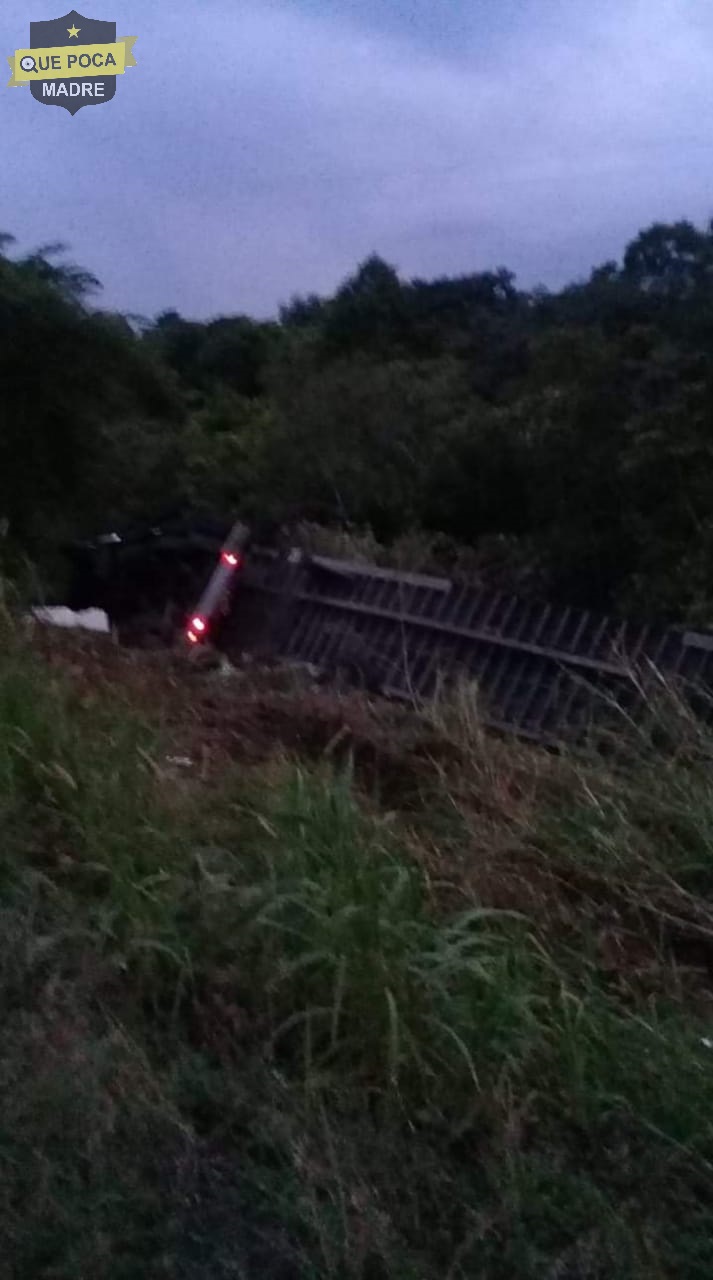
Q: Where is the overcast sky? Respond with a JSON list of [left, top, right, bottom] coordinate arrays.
[[2, 0, 713, 319]]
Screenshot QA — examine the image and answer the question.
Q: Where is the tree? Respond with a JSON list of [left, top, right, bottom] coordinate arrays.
[[0, 240, 182, 553], [623, 221, 713, 297], [260, 346, 471, 536], [321, 255, 412, 356]]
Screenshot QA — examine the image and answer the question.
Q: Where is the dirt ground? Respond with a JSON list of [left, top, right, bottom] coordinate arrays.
[[28, 624, 469, 791]]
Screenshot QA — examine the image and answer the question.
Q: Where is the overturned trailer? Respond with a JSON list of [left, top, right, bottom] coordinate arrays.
[[64, 518, 713, 745]]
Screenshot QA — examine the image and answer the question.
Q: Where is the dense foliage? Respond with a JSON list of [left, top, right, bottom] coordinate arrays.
[[3, 219, 713, 619]]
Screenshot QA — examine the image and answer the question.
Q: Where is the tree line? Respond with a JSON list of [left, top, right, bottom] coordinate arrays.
[[2, 219, 713, 620]]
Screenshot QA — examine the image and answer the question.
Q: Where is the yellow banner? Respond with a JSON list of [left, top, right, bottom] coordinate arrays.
[[7, 36, 137, 86]]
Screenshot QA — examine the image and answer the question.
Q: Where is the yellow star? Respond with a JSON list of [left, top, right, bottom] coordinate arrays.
[[67, 24, 80, 37]]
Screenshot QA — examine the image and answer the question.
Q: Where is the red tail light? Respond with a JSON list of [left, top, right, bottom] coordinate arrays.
[[186, 630, 198, 644], [221, 550, 242, 568], [191, 616, 206, 633]]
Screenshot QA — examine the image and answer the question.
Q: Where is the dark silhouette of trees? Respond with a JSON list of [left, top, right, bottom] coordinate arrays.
[[5, 219, 713, 620]]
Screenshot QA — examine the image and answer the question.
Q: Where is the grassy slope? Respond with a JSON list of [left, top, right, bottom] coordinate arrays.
[[1, 620, 713, 1278]]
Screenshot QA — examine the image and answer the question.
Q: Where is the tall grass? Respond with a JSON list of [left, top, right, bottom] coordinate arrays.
[[207, 768, 543, 1103], [1, 625, 713, 1276]]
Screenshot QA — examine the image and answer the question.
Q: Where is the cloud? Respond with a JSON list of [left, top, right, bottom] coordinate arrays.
[[1, 0, 712, 316]]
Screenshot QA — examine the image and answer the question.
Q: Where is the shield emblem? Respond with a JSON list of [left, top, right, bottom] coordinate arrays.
[[30, 10, 116, 114]]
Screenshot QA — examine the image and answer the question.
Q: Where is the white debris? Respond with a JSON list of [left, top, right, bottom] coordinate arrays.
[[701, 1038, 713, 1050], [166, 756, 193, 769], [30, 606, 110, 634]]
